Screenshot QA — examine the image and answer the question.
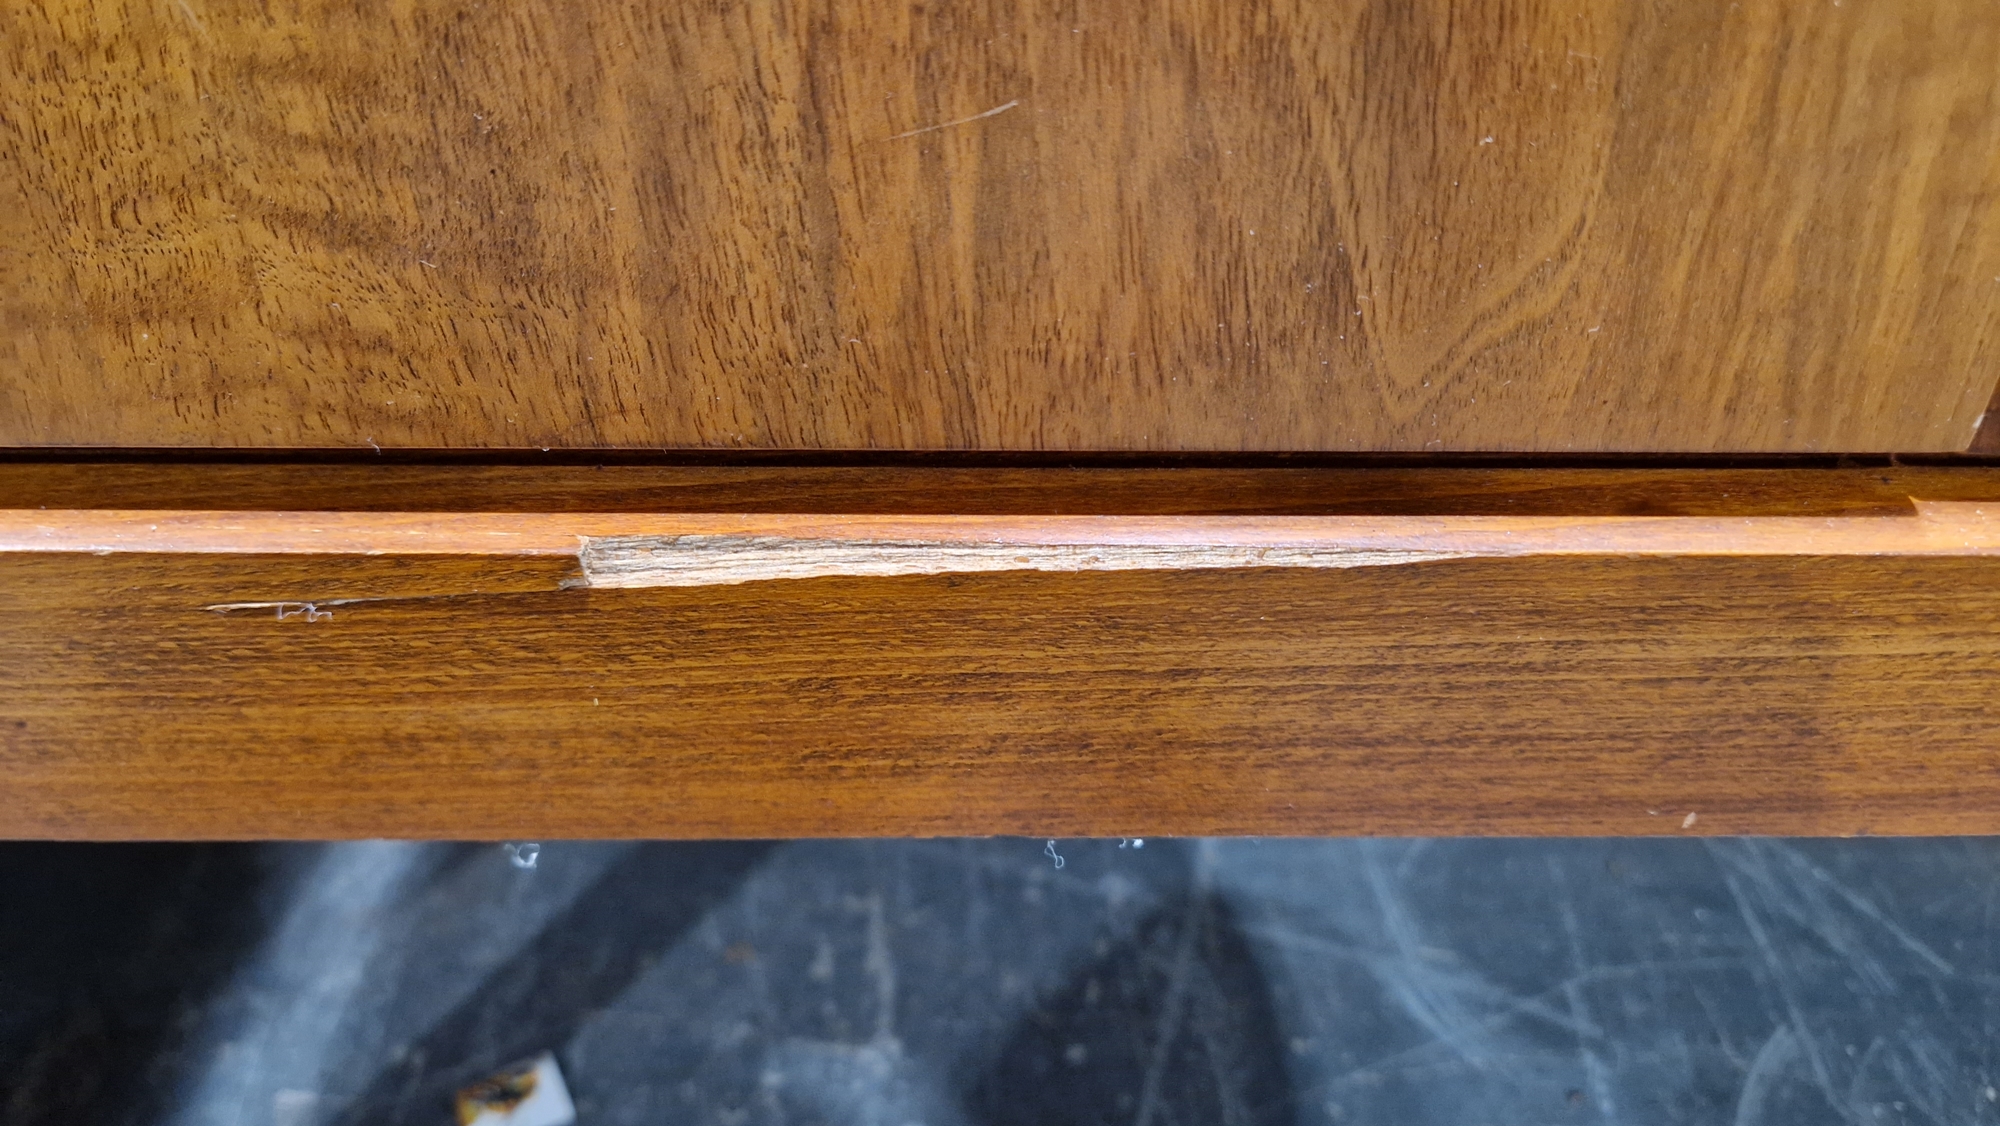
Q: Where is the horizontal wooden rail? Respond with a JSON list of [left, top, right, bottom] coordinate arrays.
[[2, 502, 1997, 581], [2, 465, 1998, 840]]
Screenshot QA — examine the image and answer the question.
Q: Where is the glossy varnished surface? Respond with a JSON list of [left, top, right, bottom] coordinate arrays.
[[5, 0, 1998, 451], [7, 463, 2000, 515], [5, 551, 1998, 838], [4, 463, 1997, 839]]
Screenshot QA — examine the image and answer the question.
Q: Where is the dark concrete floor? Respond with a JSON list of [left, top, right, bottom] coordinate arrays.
[[4, 838, 1998, 1126]]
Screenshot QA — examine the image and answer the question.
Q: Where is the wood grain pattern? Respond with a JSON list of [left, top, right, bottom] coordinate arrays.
[[6, 0, 1998, 451], [5, 550, 1999, 839], [7, 463, 1998, 839], [7, 463, 2000, 516]]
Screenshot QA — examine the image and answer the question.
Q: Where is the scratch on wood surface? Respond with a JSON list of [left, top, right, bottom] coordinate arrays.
[[171, 0, 210, 36], [205, 600, 337, 621], [889, 100, 1020, 140], [202, 591, 539, 615]]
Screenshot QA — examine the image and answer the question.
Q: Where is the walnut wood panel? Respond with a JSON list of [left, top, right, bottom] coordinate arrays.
[[5, 0, 1998, 451], [8, 464, 2000, 517], [4, 551, 1998, 839]]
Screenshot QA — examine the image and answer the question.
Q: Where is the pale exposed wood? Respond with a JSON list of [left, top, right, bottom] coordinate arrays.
[[578, 536, 1470, 587], [1975, 383, 2000, 453], [582, 504, 2000, 587], [5, 0, 1998, 451]]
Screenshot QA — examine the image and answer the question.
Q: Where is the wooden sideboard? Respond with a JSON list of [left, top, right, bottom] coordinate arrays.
[[3, 0, 1998, 838]]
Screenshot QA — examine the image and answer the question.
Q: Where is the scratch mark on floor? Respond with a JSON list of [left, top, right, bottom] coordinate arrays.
[[1549, 854, 1618, 1120], [1359, 841, 1487, 1066], [1716, 863, 1855, 1122], [1768, 842, 1955, 975], [1731, 1025, 1802, 1126], [1243, 919, 1607, 1040], [1133, 851, 1210, 1126]]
